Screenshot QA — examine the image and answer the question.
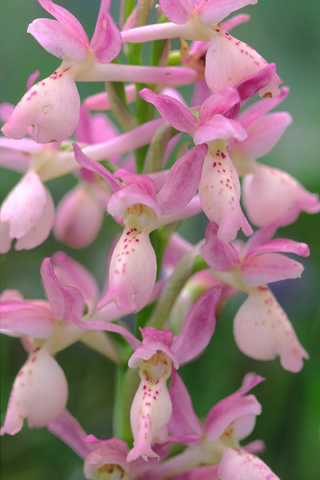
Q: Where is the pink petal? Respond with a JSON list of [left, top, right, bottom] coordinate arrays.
[[27, 70, 40, 90], [219, 448, 280, 480], [199, 149, 253, 243], [1, 348, 68, 435], [75, 107, 119, 145], [159, 0, 198, 24], [15, 187, 55, 251], [242, 165, 320, 227], [205, 374, 264, 442], [235, 63, 278, 104], [199, 88, 241, 123], [84, 84, 136, 111], [205, 29, 282, 97], [40, 258, 84, 324], [194, 115, 247, 145], [197, 0, 257, 25], [0, 301, 54, 338], [54, 185, 104, 249], [234, 288, 309, 372], [90, 0, 122, 63], [52, 252, 99, 304], [0, 171, 46, 239], [248, 238, 310, 258], [48, 410, 93, 459], [169, 370, 204, 437], [156, 144, 207, 215], [172, 286, 221, 364], [221, 14, 251, 31], [241, 252, 305, 286], [201, 222, 240, 271], [235, 112, 292, 160], [2, 68, 80, 143], [73, 143, 122, 192], [36, 0, 88, 46], [28, 18, 89, 62], [174, 465, 219, 480], [139, 89, 198, 133]]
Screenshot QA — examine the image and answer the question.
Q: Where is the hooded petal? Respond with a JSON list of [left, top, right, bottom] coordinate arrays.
[[2, 67, 80, 143], [159, 0, 198, 24], [194, 115, 247, 145], [84, 436, 129, 478], [0, 171, 46, 239], [1, 348, 68, 435], [197, 0, 257, 26], [54, 184, 104, 248], [234, 288, 309, 372], [15, 187, 55, 251]]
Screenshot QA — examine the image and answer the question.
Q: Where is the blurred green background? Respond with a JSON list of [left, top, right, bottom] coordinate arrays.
[[0, 1, 319, 479]]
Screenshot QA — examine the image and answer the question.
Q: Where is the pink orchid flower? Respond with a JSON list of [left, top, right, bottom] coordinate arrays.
[[122, 0, 282, 98], [0, 251, 137, 436], [201, 221, 310, 371], [2, 0, 197, 144], [150, 372, 279, 480], [73, 143, 207, 313], [127, 286, 221, 462], [140, 87, 253, 242]]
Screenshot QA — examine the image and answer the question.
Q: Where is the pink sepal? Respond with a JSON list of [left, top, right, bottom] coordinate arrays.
[[0, 300, 53, 339], [28, 18, 89, 62], [197, 0, 257, 25], [52, 252, 99, 305], [234, 288, 309, 372], [199, 88, 240, 122], [47, 410, 94, 459], [139, 89, 198, 133], [40, 258, 84, 324], [194, 115, 247, 145], [174, 465, 219, 480], [218, 448, 280, 480], [248, 238, 310, 258], [241, 253, 305, 286], [156, 145, 208, 215], [90, 0, 122, 63], [235, 112, 292, 160], [0, 347, 68, 435], [75, 106, 119, 147], [201, 222, 240, 271], [205, 374, 264, 442], [172, 286, 221, 365], [242, 165, 320, 227], [84, 435, 129, 479], [169, 370, 204, 437], [73, 143, 122, 192], [35, 0, 88, 48], [159, 0, 197, 24]]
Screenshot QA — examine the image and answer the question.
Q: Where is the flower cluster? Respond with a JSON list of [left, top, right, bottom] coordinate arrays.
[[1, 1, 319, 479]]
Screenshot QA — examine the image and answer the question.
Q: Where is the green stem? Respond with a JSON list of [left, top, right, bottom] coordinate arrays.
[[113, 366, 140, 443]]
